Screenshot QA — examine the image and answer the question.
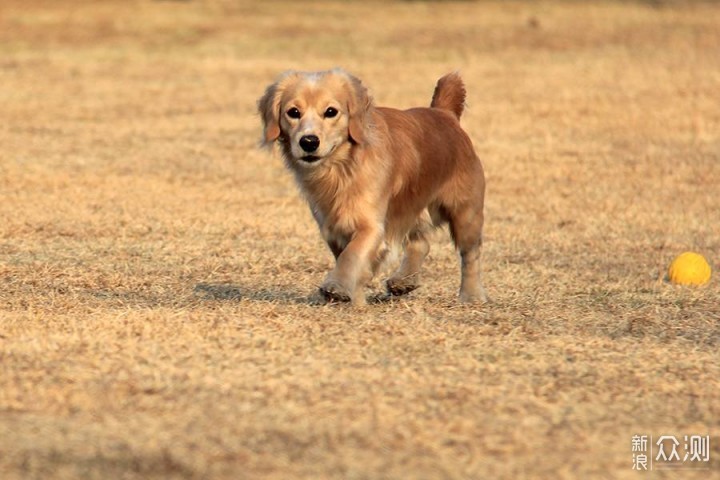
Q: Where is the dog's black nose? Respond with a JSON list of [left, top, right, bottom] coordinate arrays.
[[299, 135, 320, 153]]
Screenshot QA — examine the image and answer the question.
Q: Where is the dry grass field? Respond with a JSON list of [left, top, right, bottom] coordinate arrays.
[[1, 0, 719, 478]]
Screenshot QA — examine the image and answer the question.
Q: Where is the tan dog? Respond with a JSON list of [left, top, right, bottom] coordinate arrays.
[[258, 69, 487, 305]]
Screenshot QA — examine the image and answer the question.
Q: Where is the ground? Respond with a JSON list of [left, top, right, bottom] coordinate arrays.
[[1, 1, 719, 478]]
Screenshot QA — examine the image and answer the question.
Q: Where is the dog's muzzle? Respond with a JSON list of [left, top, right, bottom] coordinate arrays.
[[298, 135, 321, 162]]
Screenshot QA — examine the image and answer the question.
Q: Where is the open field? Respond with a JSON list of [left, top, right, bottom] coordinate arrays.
[[1, 0, 719, 478]]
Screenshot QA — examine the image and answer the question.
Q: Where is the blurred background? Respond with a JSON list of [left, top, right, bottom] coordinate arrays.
[[1, 1, 719, 479]]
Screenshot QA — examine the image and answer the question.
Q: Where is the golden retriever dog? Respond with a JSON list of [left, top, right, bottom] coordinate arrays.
[[258, 69, 487, 305]]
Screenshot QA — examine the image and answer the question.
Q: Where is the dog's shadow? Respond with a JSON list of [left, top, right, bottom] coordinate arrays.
[[193, 282, 397, 306], [193, 282, 316, 305]]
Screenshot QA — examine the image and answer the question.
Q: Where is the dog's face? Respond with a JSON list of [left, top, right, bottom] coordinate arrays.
[[258, 70, 371, 166]]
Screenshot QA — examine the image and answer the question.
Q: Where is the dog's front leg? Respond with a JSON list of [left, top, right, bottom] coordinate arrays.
[[320, 225, 383, 306]]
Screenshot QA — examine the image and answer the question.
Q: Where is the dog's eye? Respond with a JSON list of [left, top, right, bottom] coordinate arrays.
[[324, 107, 338, 118], [286, 107, 301, 119]]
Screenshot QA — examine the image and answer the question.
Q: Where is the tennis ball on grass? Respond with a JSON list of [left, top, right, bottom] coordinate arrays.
[[668, 252, 711, 286]]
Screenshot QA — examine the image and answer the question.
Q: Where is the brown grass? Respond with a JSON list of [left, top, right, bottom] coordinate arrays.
[[1, 1, 719, 478]]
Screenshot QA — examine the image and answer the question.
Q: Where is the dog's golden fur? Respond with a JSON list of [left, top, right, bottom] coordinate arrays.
[[258, 69, 487, 305]]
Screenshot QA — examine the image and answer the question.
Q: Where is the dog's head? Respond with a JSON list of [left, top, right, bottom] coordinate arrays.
[[258, 69, 372, 165]]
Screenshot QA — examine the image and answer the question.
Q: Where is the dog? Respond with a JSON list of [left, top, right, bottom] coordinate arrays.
[[258, 69, 487, 305]]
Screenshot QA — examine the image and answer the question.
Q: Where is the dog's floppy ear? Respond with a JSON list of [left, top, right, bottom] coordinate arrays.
[[257, 80, 283, 146], [346, 74, 373, 145]]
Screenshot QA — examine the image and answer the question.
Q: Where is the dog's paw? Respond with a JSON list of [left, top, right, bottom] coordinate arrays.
[[459, 288, 489, 304], [386, 276, 420, 297], [368, 292, 394, 304], [319, 281, 352, 303]]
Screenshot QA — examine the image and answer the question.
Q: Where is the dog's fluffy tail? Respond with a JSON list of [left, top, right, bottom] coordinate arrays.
[[430, 72, 466, 119]]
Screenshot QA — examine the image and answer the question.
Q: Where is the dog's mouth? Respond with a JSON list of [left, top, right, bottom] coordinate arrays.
[[300, 155, 321, 163]]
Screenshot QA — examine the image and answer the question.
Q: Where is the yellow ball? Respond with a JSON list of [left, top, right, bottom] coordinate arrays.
[[668, 252, 712, 286]]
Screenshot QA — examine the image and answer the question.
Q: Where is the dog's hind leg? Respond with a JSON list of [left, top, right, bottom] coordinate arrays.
[[447, 203, 488, 303], [386, 215, 432, 297], [370, 241, 390, 279]]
